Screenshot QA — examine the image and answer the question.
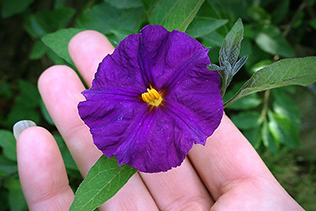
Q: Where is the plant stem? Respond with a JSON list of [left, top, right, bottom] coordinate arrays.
[[261, 89, 271, 121]]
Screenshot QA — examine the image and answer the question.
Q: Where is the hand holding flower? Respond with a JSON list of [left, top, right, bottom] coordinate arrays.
[[16, 30, 303, 210]]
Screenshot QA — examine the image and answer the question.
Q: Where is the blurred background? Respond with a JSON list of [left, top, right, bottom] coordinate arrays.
[[0, 0, 315, 210]]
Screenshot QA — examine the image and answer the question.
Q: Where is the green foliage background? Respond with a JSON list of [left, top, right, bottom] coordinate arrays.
[[0, 0, 316, 210]]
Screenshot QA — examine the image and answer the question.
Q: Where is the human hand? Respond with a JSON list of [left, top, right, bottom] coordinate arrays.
[[15, 31, 304, 210]]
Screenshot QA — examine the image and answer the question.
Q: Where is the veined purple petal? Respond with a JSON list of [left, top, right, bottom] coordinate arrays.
[[113, 108, 196, 173], [138, 25, 207, 89], [92, 33, 145, 93]]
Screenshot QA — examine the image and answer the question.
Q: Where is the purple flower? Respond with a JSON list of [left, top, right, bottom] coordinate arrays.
[[78, 25, 223, 173]]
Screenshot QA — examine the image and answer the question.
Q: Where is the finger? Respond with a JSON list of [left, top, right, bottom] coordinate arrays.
[[140, 158, 213, 210], [188, 114, 281, 200], [17, 126, 74, 210], [39, 32, 157, 210], [68, 30, 114, 87], [38, 65, 100, 176]]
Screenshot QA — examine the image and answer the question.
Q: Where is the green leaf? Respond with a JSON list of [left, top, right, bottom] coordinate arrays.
[[55, 136, 78, 171], [70, 155, 137, 211], [76, 2, 144, 35], [0, 82, 13, 100], [140, 0, 159, 12], [248, 59, 273, 75], [226, 93, 262, 110], [186, 17, 228, 38], [243, 127, 261, 149], [254, 25, 294, 57], [24, 7, 76, 38], [231, 111, 262, 130], [271, 0, 290, 24], [309, 19, 316, 30], [150, 0, 205, 32], [42, 28, 84, 66], [0, 130, 17, 161], [247, 7, 271, 23], [271, 88, 300, 129], [104, 0, 143, 9], [223, 82, 262, 110], [219, 18, 244, 70], [6, 178, 27, 211], [225, 57, 316, 107], [267, 110, 300, 148], [0, 156, 17, 174], [29, 40, 48, 60], [201, 31, 225, 47], [4, 80, 41, 128], [209, 18, 247, 96], [40, 100, 54, 125], [262, 120, 279, 154], [2, 0, 35, 18]]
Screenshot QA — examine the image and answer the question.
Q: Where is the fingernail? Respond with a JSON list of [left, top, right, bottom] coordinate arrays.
[[13, 120, 37, 140]]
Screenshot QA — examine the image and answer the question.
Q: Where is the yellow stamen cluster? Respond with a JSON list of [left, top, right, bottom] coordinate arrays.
[[141, 88, 162, 107]]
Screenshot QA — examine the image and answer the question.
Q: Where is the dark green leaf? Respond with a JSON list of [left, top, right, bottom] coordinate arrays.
[[0, 130, 17, 161], [243, 127, 261, 149], [150, 0, 205, 32], [0, 82, 13, 100], [140, 0, 159, 12], [254, 25, 294, 57], [247, 7, 271, 23], [0, 156, 17, 174], [225, 57, 316, 107], [76, 3, 144, 34], [55, 136, 78, 171], [6, 178, 27, 211], [4, 80, 41, 128], [309, 19, 316, 30], [271, 0, 290, 24], [104, 0, 143, 9], [2, 0, 35, 18], [24, 7, 76, 38], [70, 155, 137, 211], [186, 17, 228, 38], [40, 100, 54, 125], [201, 31, 225, 47], [42, 28, 84, 65], [231, 111, 262, 130], [110, 29, 136, 44], [29, 40, 48, 60]]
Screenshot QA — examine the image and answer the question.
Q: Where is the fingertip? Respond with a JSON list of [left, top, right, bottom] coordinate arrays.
[[38, 65, 77, 93], [17, 126, 74, 210], [68, 30, 114, 86]]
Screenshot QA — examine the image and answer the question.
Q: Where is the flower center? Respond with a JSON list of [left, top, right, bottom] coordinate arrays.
[[141, 87, 162, 107]]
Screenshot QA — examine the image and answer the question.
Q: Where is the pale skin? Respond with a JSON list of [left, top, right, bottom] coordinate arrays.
[[16, 30, 304, 211]]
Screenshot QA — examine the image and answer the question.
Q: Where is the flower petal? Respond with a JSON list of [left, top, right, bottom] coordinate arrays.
[[112, 108, 196, 173], [79, 88, 145, 155], [138, 25, 206, 89], [165, 48, 223, 140], [92, 33, 145, 93]]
